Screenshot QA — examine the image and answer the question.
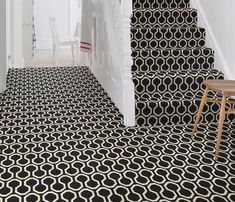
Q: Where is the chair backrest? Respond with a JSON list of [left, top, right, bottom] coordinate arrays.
[[49, 17, 59, 44], [73, 22, 81, 40]]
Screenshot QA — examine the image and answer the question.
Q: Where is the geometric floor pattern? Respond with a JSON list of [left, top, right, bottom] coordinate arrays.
[[0, 67, 234, 202]]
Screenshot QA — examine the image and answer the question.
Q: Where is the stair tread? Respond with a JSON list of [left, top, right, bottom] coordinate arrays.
[[132, 7, 198, 28], [136, 91, 219, 103], [132, 67, 222, 77], [133, 0, 190, 9], [132, 46, 213, 52], [133, 68, 224, 102], [131, 26, 205, 30], [131, 26, 206, 49], [133, 8, 196, 11], [132, 47, 215, 72]]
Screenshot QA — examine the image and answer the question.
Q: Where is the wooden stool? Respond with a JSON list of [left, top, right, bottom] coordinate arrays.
[[192, 80, 235, 160]]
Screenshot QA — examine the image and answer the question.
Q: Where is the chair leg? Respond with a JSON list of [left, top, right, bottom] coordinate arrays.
[[54, 45, 59, 66], [53, 44, 56, 63], [76, 44, 80, 65], [71, 45, 75, 65], [215, 95, 226, 161], [192, 87, 209, 136]]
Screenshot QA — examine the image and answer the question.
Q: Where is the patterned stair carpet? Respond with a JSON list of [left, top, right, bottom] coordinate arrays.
[[0, 66, 235, 202], [131, 0, 224, 126]]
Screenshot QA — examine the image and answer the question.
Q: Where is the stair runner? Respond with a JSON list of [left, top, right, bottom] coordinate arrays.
[[131, 0, 224, 126]]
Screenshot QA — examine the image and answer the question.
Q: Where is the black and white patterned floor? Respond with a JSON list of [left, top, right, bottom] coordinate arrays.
[[0, 67, 234, 202]]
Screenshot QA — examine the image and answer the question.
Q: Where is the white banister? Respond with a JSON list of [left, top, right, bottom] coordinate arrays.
[[91, 0, 135, 126]]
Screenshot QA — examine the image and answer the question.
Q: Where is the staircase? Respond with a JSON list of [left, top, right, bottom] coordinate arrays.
[[131, 0, 224, 126]]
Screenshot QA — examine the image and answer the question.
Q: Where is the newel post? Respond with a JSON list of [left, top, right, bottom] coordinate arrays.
[[121, 0, 135, 126]]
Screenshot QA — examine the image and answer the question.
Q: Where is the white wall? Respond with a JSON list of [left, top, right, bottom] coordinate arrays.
[[34, 0, 81, 49], [0, 0, 8, 93], [6, 0, 11, 67], [194, 0, 235, 79], [70, 0, 82, 37]]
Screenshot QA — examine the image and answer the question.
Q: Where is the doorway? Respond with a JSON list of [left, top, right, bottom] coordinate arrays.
[[23, 0, 82, 67]]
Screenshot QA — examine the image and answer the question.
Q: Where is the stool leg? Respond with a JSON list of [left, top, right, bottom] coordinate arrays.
[[192, 87, 209, 137], [215, 95, 226, 161]]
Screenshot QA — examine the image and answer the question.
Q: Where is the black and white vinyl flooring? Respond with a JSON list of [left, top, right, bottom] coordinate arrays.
[[0, 67, 234, 202]]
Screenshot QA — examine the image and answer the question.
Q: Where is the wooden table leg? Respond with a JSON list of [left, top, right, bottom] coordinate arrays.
[[192, 87, 209, 137], [215, 95, 226, 161]]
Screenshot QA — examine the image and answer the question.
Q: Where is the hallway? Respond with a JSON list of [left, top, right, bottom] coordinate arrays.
[[0, 67, 235, 202], [0, 66, 234, 202]]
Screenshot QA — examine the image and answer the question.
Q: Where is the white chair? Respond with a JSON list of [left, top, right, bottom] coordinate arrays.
[[49, 17, 80, 65], [73, 22, 81, 64]]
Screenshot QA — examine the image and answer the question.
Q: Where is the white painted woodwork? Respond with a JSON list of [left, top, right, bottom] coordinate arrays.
[[91, 0, 135, 126], [11, 0, 25, 68], [0, 0, 8, 93], [6, 0, 11, 68]]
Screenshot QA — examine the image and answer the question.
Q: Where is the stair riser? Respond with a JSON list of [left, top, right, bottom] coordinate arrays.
[[133, 70, 224, 99], [132, 9, 197, 28], [133, 0, 190, 9], [132, 48, 214, 72], [131, 27, 205, 49], [136, 100, 221, 126]]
